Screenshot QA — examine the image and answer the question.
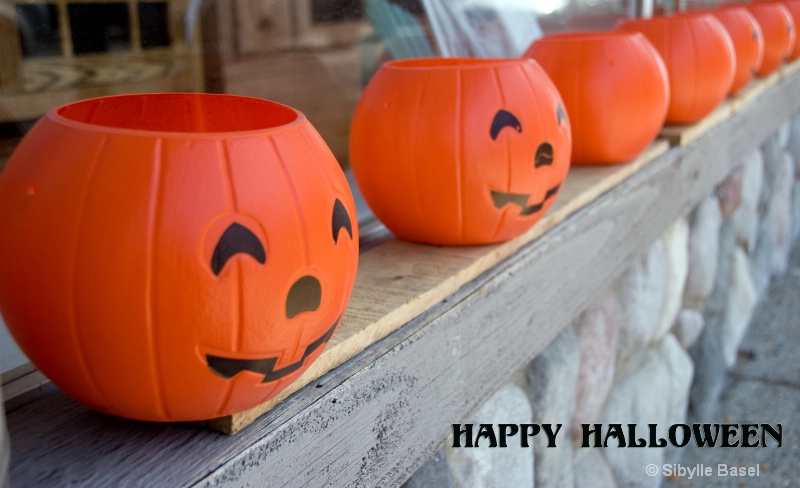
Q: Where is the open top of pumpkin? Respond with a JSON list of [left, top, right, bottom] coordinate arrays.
[[55, 93, 300, 135]]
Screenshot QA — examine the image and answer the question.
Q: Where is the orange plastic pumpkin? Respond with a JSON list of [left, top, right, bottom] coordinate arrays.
[[742, 2, 795, 75], [711, 7, 765, 94], [524, 31, 669, 165], [0, 93, 359, 422], [616, 13, 735, 125], [770, 0, 800, 60], [350, 58, 571, 245]]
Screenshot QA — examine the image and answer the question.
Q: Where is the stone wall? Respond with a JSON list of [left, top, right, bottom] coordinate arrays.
[[401, 112, 800, 488]]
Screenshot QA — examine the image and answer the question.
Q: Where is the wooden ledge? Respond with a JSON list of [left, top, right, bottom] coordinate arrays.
[[6, 59, 800, 487]]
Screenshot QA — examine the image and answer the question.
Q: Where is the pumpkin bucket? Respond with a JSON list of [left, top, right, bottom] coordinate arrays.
[[741, 2, 795, 76], [711, 7, 765, 94], [0, 93, 359, 422], [616, 12, 736, 125], [349, 58, 572, 245], [524, 31, 670, 165], [767, 0, 800, 61]]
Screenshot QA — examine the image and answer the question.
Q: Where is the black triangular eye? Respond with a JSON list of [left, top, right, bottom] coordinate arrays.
[[490, 109, 522, 140], [211, 223, 266, 276], [332, 198, 353, 244]]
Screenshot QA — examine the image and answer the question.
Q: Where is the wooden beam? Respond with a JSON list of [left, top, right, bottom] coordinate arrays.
[[6, 61, 800, 488]]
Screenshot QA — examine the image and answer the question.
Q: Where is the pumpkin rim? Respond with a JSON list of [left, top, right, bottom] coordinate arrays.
[[383, 57, 539, 71], [49, 92, 307, 139], [617, 11, 722, 26], [529, 31, 648, 44]]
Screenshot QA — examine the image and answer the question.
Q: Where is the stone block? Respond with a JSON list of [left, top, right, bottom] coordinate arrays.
[[687, 318, 727, 421], [615, 240, 666, 373], [760, 133, 782, 211], [732, 149, 764, 252], [720, 248, 758, 368], [402, 449, 456, 488], [445, 383, 534, 488], [571, 292, 620, 442], [573, 449, 616, 488], [526, 326, 579, 488], [702, 219, 736, 322], [788, 114, 800, 173], [601, 335, 693, 487], [793, 183, 800, 239], [656, 217, 689, 342], [749, 211, 774, 297], [777, 119, 790, 149], [769, 152, 793, 274], [684, 195, 722, 307], [716, 167, 744, 218], [673, 308, 704, 349]]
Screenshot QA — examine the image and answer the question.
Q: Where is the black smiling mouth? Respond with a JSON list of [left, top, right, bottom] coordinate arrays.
[[206, 316, 340, 383], [491, 185, 561, 216]]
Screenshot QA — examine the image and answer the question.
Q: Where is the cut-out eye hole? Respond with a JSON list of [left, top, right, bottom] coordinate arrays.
[[490, 109, 522, 140], [535, 142, 554, 168], [210, 223, 266, 276], [286, 275, 322, 318], [556, 103, 567, 128], [332, 198, 353, 244]]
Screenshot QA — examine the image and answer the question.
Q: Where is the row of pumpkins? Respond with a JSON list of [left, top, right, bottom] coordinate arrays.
[[0, 2, 796, 424], [352, 0, 800, 245]]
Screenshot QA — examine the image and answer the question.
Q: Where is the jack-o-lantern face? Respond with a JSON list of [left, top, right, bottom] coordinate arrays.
[[0, 94, 359, 422], [350, 58, 571, 245], [205, 203, 352, 384], [487, 108, 566, 217]]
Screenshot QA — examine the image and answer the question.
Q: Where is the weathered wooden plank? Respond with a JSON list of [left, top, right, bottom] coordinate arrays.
[[2, 370, 57, 413], [6, 63, 800, 488], [727, 71, 781, 114], [658, 99, 734, 146], [211, 140, 670, 433], [780, 57, 800, 80]]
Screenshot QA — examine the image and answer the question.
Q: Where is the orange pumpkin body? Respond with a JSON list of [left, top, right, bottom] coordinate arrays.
[[350, 58, 571, 245], [771, 0, 800, 60], [711, 7, 765, 94], [0, 94, 359, 422], [742, 2, 795, 75], [616, 13, 735, 125], [525, 32, 669, 165]]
